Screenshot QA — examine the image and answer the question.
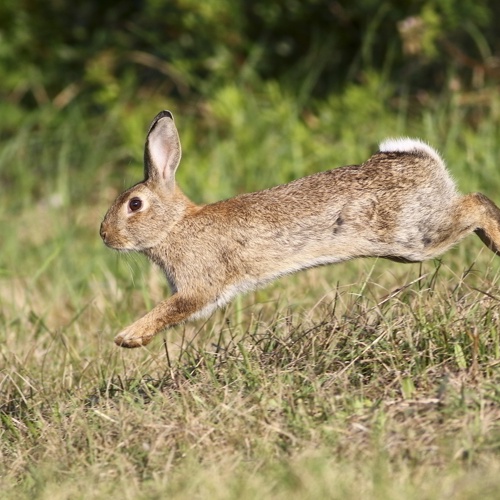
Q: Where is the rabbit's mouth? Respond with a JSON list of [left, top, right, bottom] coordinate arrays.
[[100, 222, 145, 252], [100, 222, 126, 250]]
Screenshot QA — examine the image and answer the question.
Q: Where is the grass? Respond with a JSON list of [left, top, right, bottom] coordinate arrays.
[[2, 81, 500, 498]]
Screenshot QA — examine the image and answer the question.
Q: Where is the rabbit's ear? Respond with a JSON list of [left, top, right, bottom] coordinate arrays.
[[144, 110, 181, 189]]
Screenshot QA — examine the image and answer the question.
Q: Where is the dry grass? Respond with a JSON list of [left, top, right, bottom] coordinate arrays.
[[2, 91, 500, 498], [2, 210, 500, 498]]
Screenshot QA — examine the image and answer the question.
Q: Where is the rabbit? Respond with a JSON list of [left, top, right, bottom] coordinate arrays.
[[100, 110, 500, 348]]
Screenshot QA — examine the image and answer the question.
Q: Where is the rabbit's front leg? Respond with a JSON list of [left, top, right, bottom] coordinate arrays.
[[114, 294, 207, 348]]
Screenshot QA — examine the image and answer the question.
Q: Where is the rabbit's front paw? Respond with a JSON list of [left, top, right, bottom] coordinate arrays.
[[114, 324, 154, 348]]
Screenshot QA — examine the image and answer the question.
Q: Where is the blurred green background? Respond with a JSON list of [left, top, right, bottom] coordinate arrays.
[[2, 0, 500, 206], [2, 0, 500, 324], [3, 3, 500, 497], [3, 0, 500, 343]]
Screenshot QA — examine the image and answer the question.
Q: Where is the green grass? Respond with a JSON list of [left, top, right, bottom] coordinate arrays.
[[2, 82, 500, 498]]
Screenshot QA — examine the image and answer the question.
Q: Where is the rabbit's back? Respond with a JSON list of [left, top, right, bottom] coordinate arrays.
[[157, 143, 459, 294]]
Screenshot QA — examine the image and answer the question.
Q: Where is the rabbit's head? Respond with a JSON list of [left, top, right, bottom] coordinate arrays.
[[100, 111, 190, 252]]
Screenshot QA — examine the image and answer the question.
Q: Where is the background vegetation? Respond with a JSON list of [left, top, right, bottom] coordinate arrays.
[[2, 1, 500, 498]]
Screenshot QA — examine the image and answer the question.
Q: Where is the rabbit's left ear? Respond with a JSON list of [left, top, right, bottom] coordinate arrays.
[[144, 110, 182, 189]]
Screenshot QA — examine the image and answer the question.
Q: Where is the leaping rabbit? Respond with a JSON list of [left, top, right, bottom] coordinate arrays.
[[100, 111, 500, 348]]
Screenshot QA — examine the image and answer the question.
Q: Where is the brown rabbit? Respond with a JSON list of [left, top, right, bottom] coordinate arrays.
[[100, 111, 500, 348]]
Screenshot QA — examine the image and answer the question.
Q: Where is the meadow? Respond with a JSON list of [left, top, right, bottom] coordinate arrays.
[[2, 80, 500, 498]]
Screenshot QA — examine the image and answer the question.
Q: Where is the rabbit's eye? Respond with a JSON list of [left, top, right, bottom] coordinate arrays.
[[128, 197, 143, 212]]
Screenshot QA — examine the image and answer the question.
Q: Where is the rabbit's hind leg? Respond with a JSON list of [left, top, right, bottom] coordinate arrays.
[[416, 193, 500, 260], [468, 192, 500, 255]]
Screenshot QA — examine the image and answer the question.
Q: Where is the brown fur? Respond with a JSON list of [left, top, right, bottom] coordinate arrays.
[[100, 111, 500, 348]]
